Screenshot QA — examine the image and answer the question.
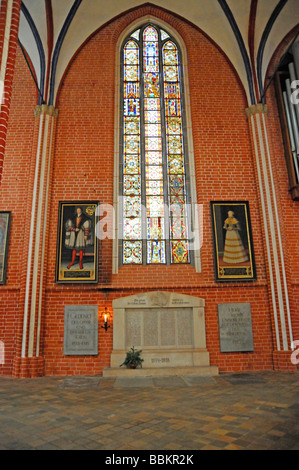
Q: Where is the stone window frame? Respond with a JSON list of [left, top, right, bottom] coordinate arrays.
[[113, 16, 201, 273]]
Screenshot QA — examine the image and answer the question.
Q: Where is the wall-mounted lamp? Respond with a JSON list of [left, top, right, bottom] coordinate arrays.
[[101, 307, 111, 331]]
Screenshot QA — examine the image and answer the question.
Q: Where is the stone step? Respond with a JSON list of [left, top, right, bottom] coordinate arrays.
[[102, 365, 219, 378]]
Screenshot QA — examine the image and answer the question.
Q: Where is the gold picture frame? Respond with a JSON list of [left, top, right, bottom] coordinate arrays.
[[210, 201, 256, 282], [0, 212, 11, 285], [55, 201, 99, 283]]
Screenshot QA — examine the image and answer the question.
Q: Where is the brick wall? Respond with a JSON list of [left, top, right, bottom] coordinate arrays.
[[0, 0, 22, 184], [0, 45, 37, 375]]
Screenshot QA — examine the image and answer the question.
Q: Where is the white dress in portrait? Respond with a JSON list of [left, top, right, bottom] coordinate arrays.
[[223, 216, 249, 264]]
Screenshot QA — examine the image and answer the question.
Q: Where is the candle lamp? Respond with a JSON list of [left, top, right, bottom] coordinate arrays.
[[101, 307, 110, 331]]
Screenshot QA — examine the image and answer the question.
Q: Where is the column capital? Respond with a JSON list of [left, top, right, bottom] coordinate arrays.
[[34, 104, 59, 118], [245, 103, 268, 118]]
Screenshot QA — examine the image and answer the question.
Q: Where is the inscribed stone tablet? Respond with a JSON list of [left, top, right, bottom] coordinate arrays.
[[64, 305, 98, 355], [218, 303, 254, 352], [143, 309, 159, 347], [177, 308, 193, 346], [126, 309, 142, 347]]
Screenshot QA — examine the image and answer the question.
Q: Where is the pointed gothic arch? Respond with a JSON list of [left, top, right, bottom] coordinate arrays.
[[113, 16, 201, 273]]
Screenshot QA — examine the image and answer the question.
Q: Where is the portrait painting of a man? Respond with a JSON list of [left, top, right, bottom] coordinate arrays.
[[56, 202, 99, 283]]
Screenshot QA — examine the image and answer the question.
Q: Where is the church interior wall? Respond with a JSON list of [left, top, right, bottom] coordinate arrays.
[[0, 46, 37, 375], [0, 5, 297, 376]]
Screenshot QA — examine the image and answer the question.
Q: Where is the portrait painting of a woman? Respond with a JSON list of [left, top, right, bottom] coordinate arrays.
[[223, 210, 249, 264]]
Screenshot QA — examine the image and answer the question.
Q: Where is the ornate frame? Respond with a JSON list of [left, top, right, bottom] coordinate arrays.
[[0, 212, 11, 285], [210, 201, 256, 282], [55, 201, 99, 283]]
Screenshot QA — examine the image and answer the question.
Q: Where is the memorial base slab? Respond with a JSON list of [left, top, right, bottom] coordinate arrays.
[[110, 348, 211, 369], [103, 365, 219, 378]]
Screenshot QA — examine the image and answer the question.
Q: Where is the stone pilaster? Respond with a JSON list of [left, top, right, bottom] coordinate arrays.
[[246, 103, 293, 364], [13, 105, 58, 378]]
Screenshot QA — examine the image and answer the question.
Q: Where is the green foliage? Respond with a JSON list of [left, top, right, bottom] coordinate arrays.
[[120, 346, 144, 369]]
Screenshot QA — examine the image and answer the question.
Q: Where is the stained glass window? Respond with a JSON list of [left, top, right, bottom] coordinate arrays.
[[121, 25, 190, 265]]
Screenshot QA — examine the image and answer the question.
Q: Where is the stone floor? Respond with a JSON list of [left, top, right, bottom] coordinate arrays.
[[0, 371, 299, 450]]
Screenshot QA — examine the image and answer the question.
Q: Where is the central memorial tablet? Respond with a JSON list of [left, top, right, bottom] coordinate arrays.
[[126, 308, 193, 349], [110, 291, 211, 370]]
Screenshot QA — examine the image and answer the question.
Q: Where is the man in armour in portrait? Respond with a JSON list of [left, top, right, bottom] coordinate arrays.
[[65, 207, 92, 270]]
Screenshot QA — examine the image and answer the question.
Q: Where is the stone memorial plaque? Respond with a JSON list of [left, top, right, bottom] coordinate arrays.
[[161, 309, 175, 346], [125, 307, 194, 350], [111, 292, 210, 370], [218, 303, 254, 352], [64, 305, 98, 356], [144, 310, 158, 347], [177, 308, 193, 346], [126, 310, 142, 347]]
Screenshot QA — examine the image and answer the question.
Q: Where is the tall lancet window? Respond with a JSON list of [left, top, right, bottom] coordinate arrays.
[[121, 24, 191, 265]]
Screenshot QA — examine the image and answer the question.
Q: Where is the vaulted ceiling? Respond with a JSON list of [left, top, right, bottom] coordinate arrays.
[[19, 0, 299, 106]]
